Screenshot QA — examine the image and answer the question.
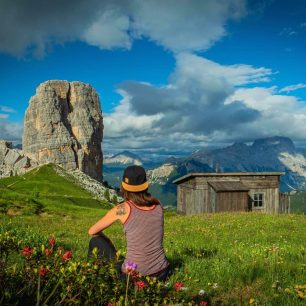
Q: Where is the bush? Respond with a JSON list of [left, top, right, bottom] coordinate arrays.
[[0, 230, 210, 305]]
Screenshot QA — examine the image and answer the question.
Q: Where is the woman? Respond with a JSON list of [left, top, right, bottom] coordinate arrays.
[[88, 165, 171, 281]]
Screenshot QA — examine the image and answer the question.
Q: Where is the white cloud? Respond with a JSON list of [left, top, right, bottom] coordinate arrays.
[[0, 114, 9, 119], [82, 8, 132, 50], [104, 53, 306, 150], [0, 105, 16, 113], [131, 0, 246, 52], [104, 53, 277, 150], [0, 119, 23, 142], [0, 0, 246, 56], [279, 83, 306, 93], [225, 87, 306, 140]]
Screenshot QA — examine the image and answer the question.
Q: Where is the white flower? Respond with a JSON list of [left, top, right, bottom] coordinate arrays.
[[212, 283, 218, 289], [199, 289, 206, 295]]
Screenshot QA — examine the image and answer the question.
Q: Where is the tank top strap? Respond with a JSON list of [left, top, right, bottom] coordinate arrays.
[[127, 200, 157, 211]]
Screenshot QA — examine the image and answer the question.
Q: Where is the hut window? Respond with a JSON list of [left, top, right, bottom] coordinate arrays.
[[252, 193, 264, 208]]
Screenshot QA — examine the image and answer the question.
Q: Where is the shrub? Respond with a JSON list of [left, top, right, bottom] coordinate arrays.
[[0, 230, 209, 305]]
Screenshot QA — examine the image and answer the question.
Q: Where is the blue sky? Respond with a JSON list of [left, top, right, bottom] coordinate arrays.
[[0, 0, 306, 153]]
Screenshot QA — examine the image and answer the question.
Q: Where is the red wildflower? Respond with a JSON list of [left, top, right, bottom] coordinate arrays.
[[44, 248, 52, 257], [175, 281, 184, 292], [62, 250, 72, 261], [136, 280, 146, 289], [39, 267, 49, 277], [108, 303, 116, 306], [49, 237, 56, 247], [199, 302, 208, 306], [21, 246, 32, 257]]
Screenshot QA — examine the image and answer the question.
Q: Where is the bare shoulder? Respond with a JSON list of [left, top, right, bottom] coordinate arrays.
[[115, 201, 130, 216]]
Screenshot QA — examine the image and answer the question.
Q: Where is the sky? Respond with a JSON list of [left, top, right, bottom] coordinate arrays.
[[0, 0, 306, 155]]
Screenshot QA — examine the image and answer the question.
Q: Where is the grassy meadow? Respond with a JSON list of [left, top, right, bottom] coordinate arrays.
[[0, 165, 305, 305]]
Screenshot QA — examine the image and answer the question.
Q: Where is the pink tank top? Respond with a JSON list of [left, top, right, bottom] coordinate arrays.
[[121, 200, 169, 276]]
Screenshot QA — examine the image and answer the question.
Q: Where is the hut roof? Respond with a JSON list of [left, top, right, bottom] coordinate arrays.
[[173, 172, 285, 184], [208, 181, 249, 192]]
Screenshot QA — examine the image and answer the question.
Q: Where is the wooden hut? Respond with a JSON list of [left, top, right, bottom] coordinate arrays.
[[173, 172, 286, 215]]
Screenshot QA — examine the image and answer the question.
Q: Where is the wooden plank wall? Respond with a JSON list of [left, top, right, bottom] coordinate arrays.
[[217, 192, 248, 212], [177, 175, 282, 215]]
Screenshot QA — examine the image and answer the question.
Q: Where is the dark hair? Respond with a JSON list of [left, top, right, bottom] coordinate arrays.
[[120, 186, 160, 207]]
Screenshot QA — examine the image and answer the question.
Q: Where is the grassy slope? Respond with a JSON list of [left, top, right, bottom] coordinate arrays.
[[291, 191, 306, 214], [0, 164, 110, 216], [0, 166, 305, 305]]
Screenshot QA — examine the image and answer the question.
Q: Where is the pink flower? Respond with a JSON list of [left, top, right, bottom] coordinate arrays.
[[125, 261, 137, 274], [175, 281, 184, 292], [49, 237, 56, 247], [62, 250, 72, 261], [39, 267, 49, 277], [136, 280, 146, 289], [44, 248, 52, 257], [199, 302, 208, 306], [21, 246, 32, 257]]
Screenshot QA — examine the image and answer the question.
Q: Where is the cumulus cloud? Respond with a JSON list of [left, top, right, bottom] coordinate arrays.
[[279, 83, 306, 93], [0, 119, 23, 142], [225, 87, 306, 141], [0, 0, 246, 56], [104, 53, 278, 150]]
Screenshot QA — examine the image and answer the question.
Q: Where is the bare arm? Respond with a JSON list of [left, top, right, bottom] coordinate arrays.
[[88, 203, 129, 236]]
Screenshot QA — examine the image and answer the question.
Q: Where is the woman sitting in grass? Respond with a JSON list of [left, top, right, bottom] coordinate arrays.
[[88, 165, 171, 281]]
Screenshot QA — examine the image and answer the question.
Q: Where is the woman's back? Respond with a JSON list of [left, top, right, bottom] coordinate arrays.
[[122, 200, 169, 276]]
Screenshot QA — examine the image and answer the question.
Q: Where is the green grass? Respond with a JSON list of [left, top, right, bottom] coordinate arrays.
[[0, 166, 305, 305], [291, 191, 306, 214], [0, 164, 111, 216], [1, 211, 305, 305]]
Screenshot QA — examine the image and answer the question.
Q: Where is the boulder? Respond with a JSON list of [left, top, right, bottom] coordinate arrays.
[[4, 149, 22, 165]]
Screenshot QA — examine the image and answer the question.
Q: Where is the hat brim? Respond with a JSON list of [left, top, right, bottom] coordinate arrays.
[[121, 181, 149, 192]]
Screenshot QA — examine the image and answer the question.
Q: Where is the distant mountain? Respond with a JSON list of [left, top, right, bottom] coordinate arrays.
[[146, 136, 306, 205], [104, 151, 143, 166]]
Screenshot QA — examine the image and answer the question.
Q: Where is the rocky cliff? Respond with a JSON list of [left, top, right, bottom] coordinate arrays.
[[23, 80, 103, 181]]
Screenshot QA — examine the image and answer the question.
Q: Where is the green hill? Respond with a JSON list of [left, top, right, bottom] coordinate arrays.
[[291, 191, 306, 214], [0, 164, 111, 216]]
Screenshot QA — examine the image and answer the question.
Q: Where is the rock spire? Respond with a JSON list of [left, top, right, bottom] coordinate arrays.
[[23, 80, 103, 181]]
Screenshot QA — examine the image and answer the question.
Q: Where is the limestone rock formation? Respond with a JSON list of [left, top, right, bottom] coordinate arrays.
[[23, 80, 103, 181], [0, 140, 37, 178]]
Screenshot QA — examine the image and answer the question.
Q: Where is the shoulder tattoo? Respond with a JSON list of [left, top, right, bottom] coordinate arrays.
[[116, 204, 127, 216]]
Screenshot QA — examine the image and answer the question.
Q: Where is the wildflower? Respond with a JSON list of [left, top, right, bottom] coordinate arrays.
[[108, 303, 116, 306], [21, 246, 32, 257], [199, 289, 206, 295], [62, 250, 72, 261], [175, 281, 184, 292], [136, 280, 146, 289], [44, 248, 52, 257], [249, 298, 255, 304], [39, 267, 49, 277], [49, 237, 56, 247], [199, 302, 208, 306], [124, 261, 137, 274], [212, 283, 218, 289]]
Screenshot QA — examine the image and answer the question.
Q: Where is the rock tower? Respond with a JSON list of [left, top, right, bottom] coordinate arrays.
[[23, 80, 103, 181]]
